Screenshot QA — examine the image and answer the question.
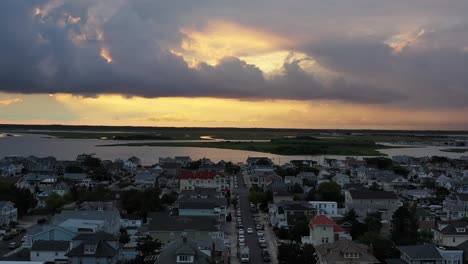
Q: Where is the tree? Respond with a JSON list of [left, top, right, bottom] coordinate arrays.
[[289, 219, 310, 242], [291, 183, 304, 194], [65, 165, 83, 173], [46, 193, 67, 214], [121, 188, 163, 217], [358, 231, 398, 262], [225, 162, 241, 174], [316, 182, 344, 205], [0, 181, 37, 216], [278, 242, 317, 264], [161, 192, 177, 205], [368, 182, 383, 191], [341, 209, 366, 238], [364, 157, 393, 170], [119, 228, 130, 244], [301, 243, 317, 264], [136, 235, 162, 263], [392, 166, 409, 177], [363, 213, 382, 233], [391, 204, 419, 245]]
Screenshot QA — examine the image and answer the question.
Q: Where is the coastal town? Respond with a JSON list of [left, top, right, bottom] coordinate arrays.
[[0, 152, 467, 264]]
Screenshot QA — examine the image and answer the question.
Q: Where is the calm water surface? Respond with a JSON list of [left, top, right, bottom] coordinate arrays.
[[0, 133, 466, 165]]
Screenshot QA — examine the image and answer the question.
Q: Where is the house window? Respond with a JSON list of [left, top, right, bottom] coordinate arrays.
[[453, 237, 456, 243], [177, 255, 194, 262]]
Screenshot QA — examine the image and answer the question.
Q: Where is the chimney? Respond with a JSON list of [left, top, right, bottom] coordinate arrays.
[[182, 236, 187, 243]]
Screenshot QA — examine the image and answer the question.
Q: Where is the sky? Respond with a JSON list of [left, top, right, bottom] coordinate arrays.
[[1, 0, 468, 129]]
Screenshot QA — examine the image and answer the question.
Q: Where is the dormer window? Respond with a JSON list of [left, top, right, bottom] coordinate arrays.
[[344, 252, 359, 258], [456, 228, 466, 232], [177, 255, 194, 263], [84, 244, 97, 255]]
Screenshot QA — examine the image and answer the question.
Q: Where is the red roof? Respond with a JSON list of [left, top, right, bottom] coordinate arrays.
[[178, 171, 223, 180], [310, 215, 346, 233]]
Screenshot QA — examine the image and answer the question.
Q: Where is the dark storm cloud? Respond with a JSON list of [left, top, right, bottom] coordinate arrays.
[[0, 0, 467, 108]]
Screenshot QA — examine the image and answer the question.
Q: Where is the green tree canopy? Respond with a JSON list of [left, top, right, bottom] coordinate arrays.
[[316, 182, 344, 205]]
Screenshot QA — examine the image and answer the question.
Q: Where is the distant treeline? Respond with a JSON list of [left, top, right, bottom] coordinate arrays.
[[1, 124, 468, 135]]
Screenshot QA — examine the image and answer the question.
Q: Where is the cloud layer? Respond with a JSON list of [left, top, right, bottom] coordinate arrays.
[[1, 0, 468, 108]]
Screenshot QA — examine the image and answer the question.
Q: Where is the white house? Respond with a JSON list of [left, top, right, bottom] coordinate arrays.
[[30, 240, 70, 264], [0, 201, 17, 226], [332, 173, 350, 188], [301, 215, 351, 245], [308, 201, 338, 216]]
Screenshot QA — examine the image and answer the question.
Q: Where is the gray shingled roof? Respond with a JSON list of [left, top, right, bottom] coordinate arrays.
[[155, 238, 210, 264], [66, 240, 118, 257], [398, 245, 443, 260], [316, 240, 379, 263], [31, 240, 70, 251], [148, 212, 219, 232], [349, 190, 399, 200]]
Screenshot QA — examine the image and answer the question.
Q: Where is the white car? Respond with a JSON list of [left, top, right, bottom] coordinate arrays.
[[247, 228, 253, 234], [257, 231, 264, 237], [239, 229, 245, 235], [258, 237, 266, 243], [239, 240, 245, 247], [237, 217, 242, 222]]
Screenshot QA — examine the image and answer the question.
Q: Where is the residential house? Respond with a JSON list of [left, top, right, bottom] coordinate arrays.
[[23, 225, 77, 248], [63, 173, 87, 182], [387, 244, 463, 264], [134, 171, 157, 188], [284, 176, 303, 188], [268, 201, 316, 229], [146, 212, 223, 245], [159, 157, 175, 165], [66, 232, 119, 264], [308, 201, 338, 216], [301, 215, 351, 245], [415, 208, 436, 231], [315, 240, 379, 264], [370, 174, 410, 191], [176, 197, 227, 221], [52, 182, 70, 196], [124, 156, 141, 171], [154, 237, 211, 264], [0, 201, 17, 226], [332, 173, 350, 188], [51, 210, 121, 235], [120, 214, 143, 235], [246, 157, 273, 168], [161, 163, 182, 177], [175, 156, 192, 166], [345, 190, 401, 221], [178, 171, 227, 192], [30, 240, 71, 263], [433, 220, 468, 246], [443, 194, 468, 220]]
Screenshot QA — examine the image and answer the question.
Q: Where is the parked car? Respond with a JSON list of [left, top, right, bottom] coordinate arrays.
[[8, 242, 19, 250], [262, 250, 271, 262], [247, 228, 253, 234]]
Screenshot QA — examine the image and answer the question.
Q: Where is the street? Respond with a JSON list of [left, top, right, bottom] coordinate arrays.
[[227, 171, 277, 264]]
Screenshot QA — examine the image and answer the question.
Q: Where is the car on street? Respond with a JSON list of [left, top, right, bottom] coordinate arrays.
[[256, 224, 262, 230], [258, 237, 266, 243], [239, 229, 245, 235], [261, 250, 271, 262], [239, 240, 245, 247], [257, 231, 264, 237], [238, 224, 244, 229], [8, 242, 20, 250], [247, 228, 253, 234]]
